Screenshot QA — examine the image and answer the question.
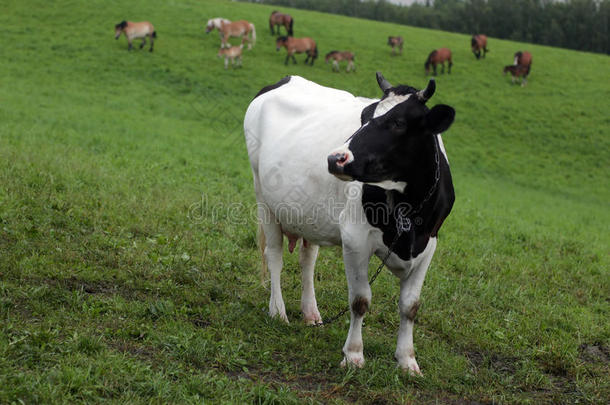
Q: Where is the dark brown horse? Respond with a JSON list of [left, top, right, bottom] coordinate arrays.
[[425, 48, 452, 75], [276, 36, 317, 65], [269, 11, 293, 36], [387, 36, 403, 55], [508, 51, 532, 86], [471, 34, 488, 59], [504, 65, 530, 86], [514, 51, 532, 68]]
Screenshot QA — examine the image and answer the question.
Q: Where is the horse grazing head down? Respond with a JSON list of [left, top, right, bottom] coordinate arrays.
[[328, 73, 455, 186]]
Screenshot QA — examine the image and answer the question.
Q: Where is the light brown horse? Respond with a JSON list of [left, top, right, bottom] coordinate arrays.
[[425, 48, 452, 75], [218, 20, 256, 50], [276, 36, 317, 65], [325, 51, 355, 72], [388, 36, 403, 55], [504, 65, 530, 86], [218, 44, 243, 69], [269, 11, 293, 36], [114, 21, 156, 52], [471, 34, 488, 59]]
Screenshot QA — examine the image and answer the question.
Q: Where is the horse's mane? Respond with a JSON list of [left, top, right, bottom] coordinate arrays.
[[277, 36, 289, 41], [115, 20, 127, 29], [326, 50, 339, 57]]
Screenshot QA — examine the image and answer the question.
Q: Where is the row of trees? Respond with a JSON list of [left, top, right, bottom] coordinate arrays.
[[242, 0, 610, 54]]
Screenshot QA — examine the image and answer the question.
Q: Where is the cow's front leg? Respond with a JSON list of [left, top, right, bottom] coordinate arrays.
[[395, 238, 436, 375], [340, 245, 372, 368], [299, 240, 322, 325]]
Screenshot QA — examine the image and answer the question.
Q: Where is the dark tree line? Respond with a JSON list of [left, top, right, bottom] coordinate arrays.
[[242, 0, 610, 54]]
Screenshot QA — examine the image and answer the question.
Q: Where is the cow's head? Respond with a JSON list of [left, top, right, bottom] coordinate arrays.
[[327, 72, 455, 191]]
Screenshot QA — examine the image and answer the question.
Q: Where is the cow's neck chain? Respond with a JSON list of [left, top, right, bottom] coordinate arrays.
[[319, 135, 441, 327]]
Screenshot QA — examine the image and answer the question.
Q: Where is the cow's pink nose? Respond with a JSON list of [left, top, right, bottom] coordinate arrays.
[[333, 152, 350, 167]]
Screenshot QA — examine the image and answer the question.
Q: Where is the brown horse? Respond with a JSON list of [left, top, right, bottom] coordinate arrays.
[[388, 36, 403, 55], [508, 51, 532, 86], [114, 21, 156, 52], [504, 65, 530, 86], [276, 36, 317, 65], [514, 51, 532, 68], [218, 20, 256, 50], [425, 48, 452, 75], [269, 11, 293, 36], [471, 34, 488, 59], [325, 51, 355, 72]]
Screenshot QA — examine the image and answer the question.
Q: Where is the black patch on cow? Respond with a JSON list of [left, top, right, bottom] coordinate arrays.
[[351, 296, 369, 316], [253, 76, 291, 100], [361, 148, 454, 260]]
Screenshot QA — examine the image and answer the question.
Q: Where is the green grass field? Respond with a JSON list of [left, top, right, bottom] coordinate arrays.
[[1, 0, 608, 403]]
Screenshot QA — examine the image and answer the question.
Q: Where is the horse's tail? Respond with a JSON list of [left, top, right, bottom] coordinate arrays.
[[313, 44, 318, 60], [152, 31, 157, 38], [250, 23, 256, 45], [258, 222, 268, 286], [288, 18, 294, 36]]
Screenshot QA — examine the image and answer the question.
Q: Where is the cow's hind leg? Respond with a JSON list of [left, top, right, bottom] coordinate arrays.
[[299, 240, 322, 325], [395, 238, 437, 375], [262, 214, 287, 322], [254, 179, 288, 322]]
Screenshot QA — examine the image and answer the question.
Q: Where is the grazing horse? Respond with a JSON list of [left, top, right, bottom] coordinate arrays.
[[114, 21, 156, 52], [503, 65, 530, 86], [471, 34, 488, 59], [205, 17, 231, 38], [388, 36, 403, 55], [276, 36, 317, 65], [244, 72, 455, 373], [269, 11, 294, 36], [425, 48, 452, 75], [218, 20, 256, 50], [325, 51, 355, 72], [218, 44, 243, 69]]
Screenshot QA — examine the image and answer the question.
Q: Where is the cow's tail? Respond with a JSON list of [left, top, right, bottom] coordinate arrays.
[[258, 222, 268, 285], [250, 23, 256, 45]]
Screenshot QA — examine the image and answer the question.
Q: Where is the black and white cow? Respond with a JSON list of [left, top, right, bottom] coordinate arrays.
[[243, 72, 455, 374]]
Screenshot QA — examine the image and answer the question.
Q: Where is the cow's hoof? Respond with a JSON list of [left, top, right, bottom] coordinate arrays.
[[269, 303, 289, 323], [304, 315, 323, 326], [340, 352, 365, 368], [397, 357, 422, 376], [302, 305, 322, 325]]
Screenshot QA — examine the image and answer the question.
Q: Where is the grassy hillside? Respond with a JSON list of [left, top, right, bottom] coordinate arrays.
[[0, 0, 608, 403]]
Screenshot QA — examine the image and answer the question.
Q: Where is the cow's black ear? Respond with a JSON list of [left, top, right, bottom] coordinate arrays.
[[360, 102, 377, 125], [424, 104, 455, 134]]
